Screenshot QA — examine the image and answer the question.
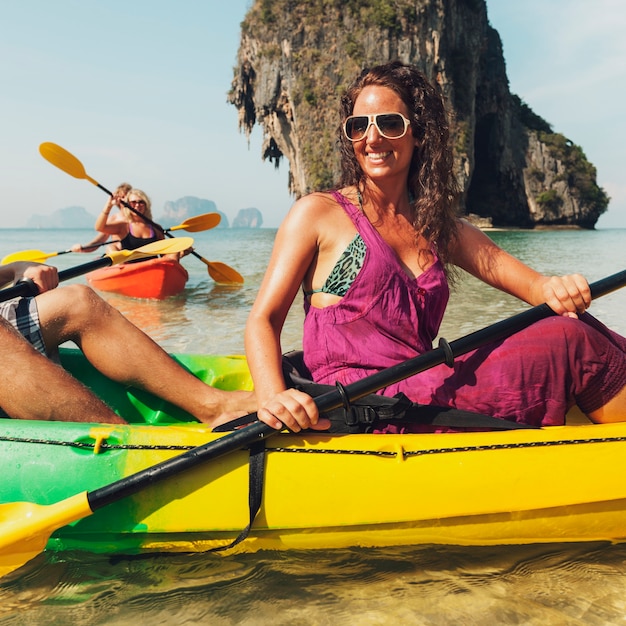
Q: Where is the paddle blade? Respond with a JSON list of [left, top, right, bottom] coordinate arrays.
[[207, 261, 244, 285], [168, 213, 221, 232], [39, 142, 90, 181], [107, 236, 195, 265], [0, 493, 92, 577], [1, 249, 57, 265]]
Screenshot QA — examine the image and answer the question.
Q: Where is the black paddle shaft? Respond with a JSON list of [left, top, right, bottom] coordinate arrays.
[[0, 257, 114, 303], [88, 268, 626, 512]]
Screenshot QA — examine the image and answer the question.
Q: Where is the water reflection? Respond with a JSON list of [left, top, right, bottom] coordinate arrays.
[[102, 295, 177, 338], [3, 543, 626, 624]]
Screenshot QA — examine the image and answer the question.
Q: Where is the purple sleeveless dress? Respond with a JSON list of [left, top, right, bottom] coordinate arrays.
[[302, 192, 626, 427]]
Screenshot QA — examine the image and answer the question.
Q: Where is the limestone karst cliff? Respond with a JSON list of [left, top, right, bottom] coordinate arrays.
[[160, 196, 229, 228], [233, 207, 264, 228], [229, 0, 608, 228]]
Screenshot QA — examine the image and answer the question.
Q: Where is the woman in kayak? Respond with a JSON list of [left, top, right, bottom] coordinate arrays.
[[77, 187, 189, 260], [95, 188, 163, 253], [245, 60, 626, 432]]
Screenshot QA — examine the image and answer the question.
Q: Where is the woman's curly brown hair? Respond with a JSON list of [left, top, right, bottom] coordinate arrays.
[[338, 61, 461, 275]]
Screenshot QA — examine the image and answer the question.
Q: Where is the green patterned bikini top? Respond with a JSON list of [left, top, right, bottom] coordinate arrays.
[[304, 233, 367, 297]]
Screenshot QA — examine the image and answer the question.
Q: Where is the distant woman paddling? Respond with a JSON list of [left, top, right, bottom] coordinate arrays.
[[95, 188, 163, 254]]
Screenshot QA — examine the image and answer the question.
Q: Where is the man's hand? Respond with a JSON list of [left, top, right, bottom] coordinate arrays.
[[12, 262, 59, 294]]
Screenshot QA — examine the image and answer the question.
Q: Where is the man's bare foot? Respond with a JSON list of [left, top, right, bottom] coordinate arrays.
[[196, 389, 257, 429]]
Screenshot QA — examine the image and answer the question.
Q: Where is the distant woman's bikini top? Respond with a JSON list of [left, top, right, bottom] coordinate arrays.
[[303, 233, 367, 297], [120, 224, 159, 250]]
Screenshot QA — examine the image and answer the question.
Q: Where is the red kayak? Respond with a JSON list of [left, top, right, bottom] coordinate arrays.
[[86, 257, 189, 299]]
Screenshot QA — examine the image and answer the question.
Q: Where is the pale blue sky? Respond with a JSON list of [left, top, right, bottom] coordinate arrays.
[[1, 1, 624, 228], [488, 0, 626, 228]]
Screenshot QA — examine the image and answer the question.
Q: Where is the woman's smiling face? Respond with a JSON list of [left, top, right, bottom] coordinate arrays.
[[350, 85, 416, 183]]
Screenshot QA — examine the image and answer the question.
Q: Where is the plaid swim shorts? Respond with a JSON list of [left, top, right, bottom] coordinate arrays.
[[0, 296, 47, 356]]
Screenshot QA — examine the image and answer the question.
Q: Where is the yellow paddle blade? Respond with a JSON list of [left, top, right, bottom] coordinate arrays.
[[168, 212, 221, 232], [0, 492, 92, 577], [106, 237, 194, 266], [188, 247, 244, 284], [207, 260, 244, 285], [1, 249, 58, 265], [39, 142, 100, 186]]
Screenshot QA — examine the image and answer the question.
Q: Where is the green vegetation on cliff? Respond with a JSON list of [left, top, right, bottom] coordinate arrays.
[[512, 95, 608, 218], [538, 131, 609, 216]]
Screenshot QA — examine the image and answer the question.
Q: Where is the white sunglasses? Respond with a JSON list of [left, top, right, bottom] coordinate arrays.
[[343, 112, 411, 141]]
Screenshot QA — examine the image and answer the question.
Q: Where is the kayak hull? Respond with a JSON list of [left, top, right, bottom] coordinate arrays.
[[1, 349, 625, 556], [86, 257, 188, 299]]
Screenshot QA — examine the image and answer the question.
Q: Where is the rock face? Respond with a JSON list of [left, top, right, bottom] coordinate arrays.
[[159, 196, 229, 228], [232, 207, 263, 228], [228, 0, 608, 228]]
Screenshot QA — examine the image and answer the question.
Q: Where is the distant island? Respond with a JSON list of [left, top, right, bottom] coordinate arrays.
[[25, 197, 264, 229]]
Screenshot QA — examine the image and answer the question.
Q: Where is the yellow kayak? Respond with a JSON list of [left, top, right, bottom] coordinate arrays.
[[0, 348, 624, 565]]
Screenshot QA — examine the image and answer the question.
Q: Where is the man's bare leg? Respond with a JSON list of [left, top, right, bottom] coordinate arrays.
[[0, 317, 125, 423], [36, 285, 256, 427]]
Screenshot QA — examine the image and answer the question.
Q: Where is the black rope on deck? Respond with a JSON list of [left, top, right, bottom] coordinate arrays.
[[1, 434, 625, 457], [402, 436, 626, 457], [0, 435, 193, 451]]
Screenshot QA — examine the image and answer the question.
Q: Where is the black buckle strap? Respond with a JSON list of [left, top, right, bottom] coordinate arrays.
[[208, 440, 266, 553]]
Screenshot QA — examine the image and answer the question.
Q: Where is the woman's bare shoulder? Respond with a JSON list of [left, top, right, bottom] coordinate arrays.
[[291, 189, 357, 218], [282, 191, 338, 225], [295, 190, 340, 208]]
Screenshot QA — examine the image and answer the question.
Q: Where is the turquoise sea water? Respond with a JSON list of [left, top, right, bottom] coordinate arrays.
[[0, 227, 625, 624]]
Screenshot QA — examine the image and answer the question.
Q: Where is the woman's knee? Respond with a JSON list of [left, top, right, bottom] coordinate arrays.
[[588, 387, 626, 423]]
